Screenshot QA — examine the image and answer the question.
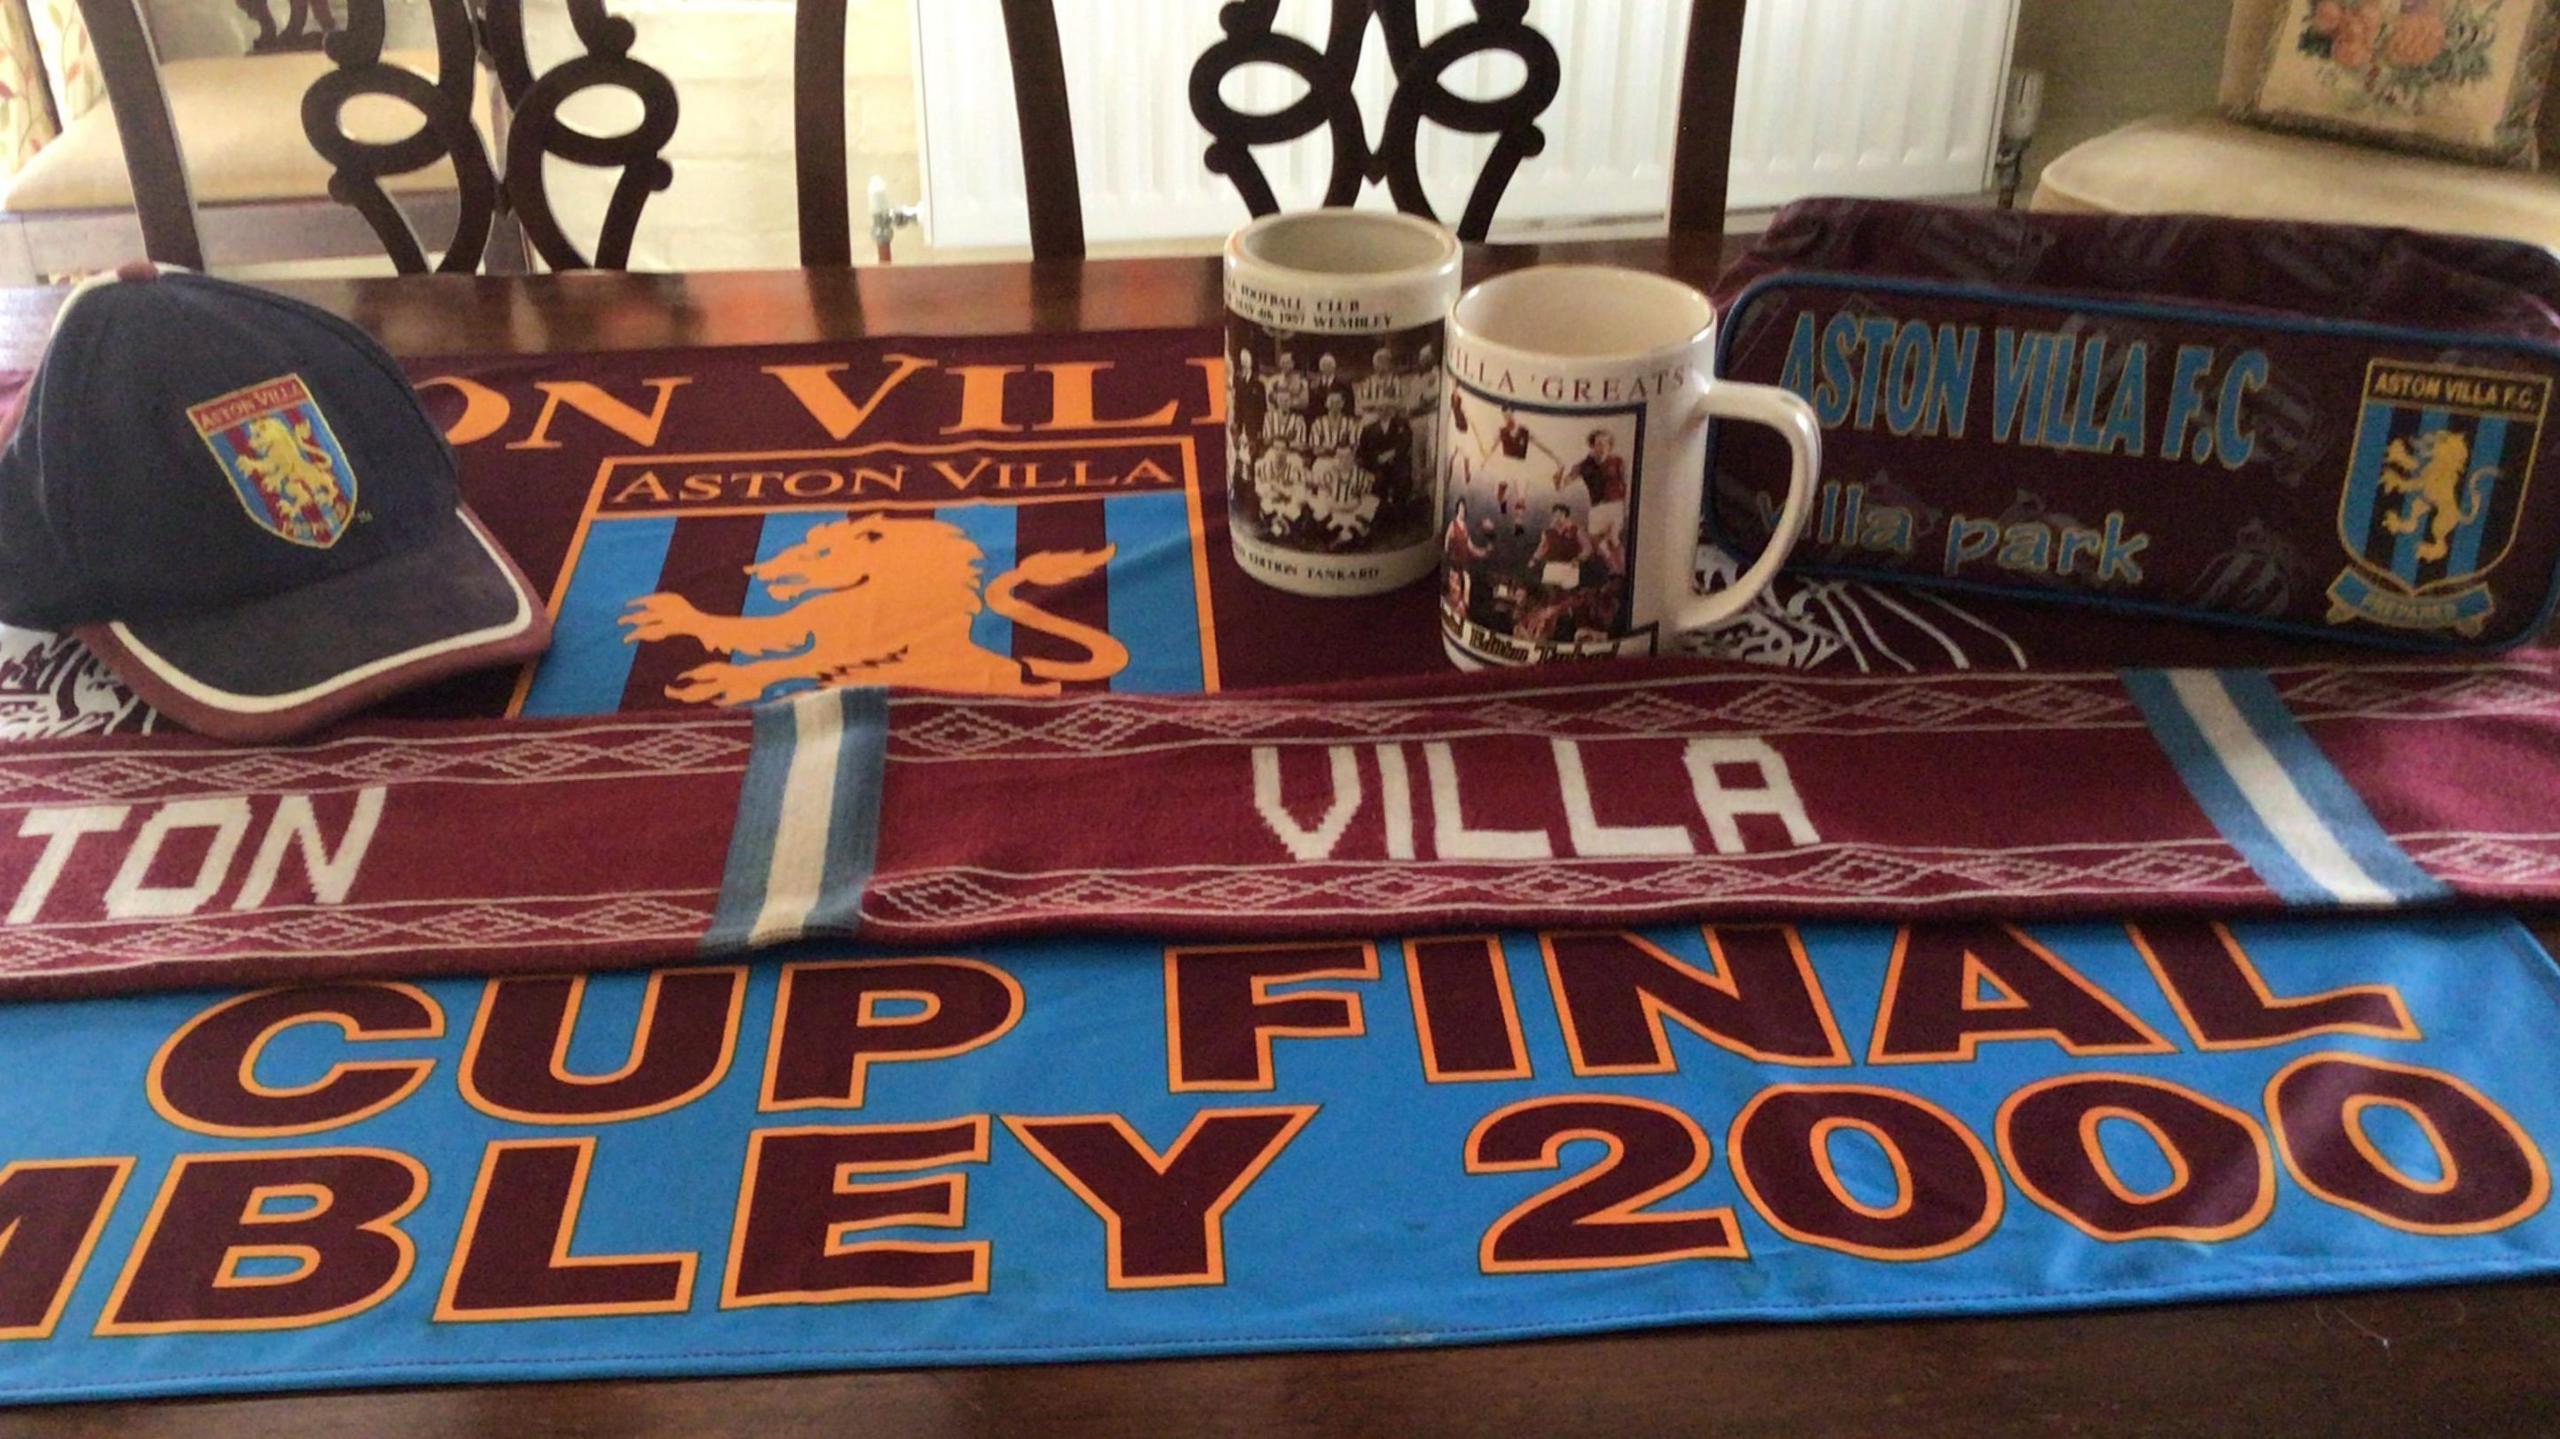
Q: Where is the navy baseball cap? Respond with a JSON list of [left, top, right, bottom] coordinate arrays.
[[0, 265, 550, 742]]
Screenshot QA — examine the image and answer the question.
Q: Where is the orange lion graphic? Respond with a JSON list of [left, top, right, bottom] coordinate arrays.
[[617, 513, 1130, 704], [2376, 430, 2498, 565]]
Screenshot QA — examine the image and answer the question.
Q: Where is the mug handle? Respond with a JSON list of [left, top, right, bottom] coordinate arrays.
[[1664, 376, 1821, 636]]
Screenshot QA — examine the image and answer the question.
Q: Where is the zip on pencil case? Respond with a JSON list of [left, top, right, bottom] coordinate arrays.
[[1705, 198, 2560, 651]]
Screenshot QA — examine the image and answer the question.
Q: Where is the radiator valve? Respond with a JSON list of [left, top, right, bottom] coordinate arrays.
[[869, 177, 923, 262], [1995, 68, 2045, 210]]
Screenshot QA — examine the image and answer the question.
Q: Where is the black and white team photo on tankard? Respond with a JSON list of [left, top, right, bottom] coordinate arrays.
[[1225, 322, 1441, 559]]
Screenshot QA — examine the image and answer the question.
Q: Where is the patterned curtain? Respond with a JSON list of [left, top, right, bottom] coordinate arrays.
[[0, 0, 60, 180], [27, 0, 100, 126]]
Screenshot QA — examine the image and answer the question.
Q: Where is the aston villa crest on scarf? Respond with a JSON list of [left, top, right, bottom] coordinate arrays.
[[2325, 361, 2546, 637], [518, 433, 1217, 717], [187, 373, 360, 548]]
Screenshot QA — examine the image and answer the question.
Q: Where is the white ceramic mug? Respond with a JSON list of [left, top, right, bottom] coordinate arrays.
[[1223, 210, 1461, 597], [1435, 264, 1820, 668]]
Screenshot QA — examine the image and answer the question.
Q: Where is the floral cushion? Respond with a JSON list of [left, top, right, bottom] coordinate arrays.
[[0, 0, 59, 179], [2244, 0, 2560, 167]]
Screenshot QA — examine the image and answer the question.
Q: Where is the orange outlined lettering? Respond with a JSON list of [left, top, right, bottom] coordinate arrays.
[[0, 1159, 135, 1340], [208, 1182, 333, 1290], [2130, 922, 2418, 1050], [2269, 1053, 2550, 1236], [148, 984, 444, 1138], [1543, 926, 1849, 1073], [723, 1118, 992, 1307], [98, 1148, 426, 1335], [1869, 925, 2173, 1064], [1405, 936, 1531, 1082], [763, 959, 1024, 1111], [1006, 1107, 1316, 1288], [436, 1138, 697, 1321], [1730, 1085, 2003, 1261], [1467, 1095, 1746, 1273], [460, 967, 747, 1124], [1165, 941, 1377, 1093], [1997, 1074, 2275, 1243]]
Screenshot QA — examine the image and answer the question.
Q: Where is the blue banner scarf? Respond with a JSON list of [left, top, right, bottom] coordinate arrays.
[[0, 913, 2552, 1404]]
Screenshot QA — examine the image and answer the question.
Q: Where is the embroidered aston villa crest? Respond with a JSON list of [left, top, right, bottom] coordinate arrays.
[[187, 374, 360, 549], [2327, 359, 2548, 637]]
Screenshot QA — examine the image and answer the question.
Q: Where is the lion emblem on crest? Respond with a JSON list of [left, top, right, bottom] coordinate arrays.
[[2376, 430, 2498, 564], [618, 513, 1130, 705], [235, 414, 355, 544]]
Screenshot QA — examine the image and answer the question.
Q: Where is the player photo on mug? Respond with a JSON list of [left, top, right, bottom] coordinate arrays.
[[1224, 210, 1461, 597], [1437, 265, 1822, 669], [1441, 402, 1644, 661]]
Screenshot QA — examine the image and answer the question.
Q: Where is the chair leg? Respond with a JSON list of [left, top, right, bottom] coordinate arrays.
[[485, 210, 533, 274], [0, 222, 37, 287]]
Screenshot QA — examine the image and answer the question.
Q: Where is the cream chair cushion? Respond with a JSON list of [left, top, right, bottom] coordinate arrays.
[[2032, 111, 2560, 247], [1, 50, 472, 213]]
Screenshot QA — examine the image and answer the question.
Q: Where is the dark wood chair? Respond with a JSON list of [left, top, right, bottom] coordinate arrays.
[[301, 0, 668, 274], [994, 0, 1751, 262], [67, 0, 656, 278], [81, 0, 857, 277], [794, 0, 856, 267], [71, 0, 1745, 277], [0, 0, 464, 281], [312, 0, 853, 274], [239, 0, 337, 54], [309, 0, 871, 273]]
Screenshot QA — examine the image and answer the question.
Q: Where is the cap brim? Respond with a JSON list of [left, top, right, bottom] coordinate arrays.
[[78, 506, 552, 743]]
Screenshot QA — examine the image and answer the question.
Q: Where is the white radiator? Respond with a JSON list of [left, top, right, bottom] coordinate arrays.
[[911, 0, 2022, 249]]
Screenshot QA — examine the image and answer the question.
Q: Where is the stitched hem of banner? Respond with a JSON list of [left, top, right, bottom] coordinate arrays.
[[10, 1255, 2559, 1406]]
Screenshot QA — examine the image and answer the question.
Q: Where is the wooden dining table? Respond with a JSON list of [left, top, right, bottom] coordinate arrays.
[[5, 235, 2558, 1438]]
